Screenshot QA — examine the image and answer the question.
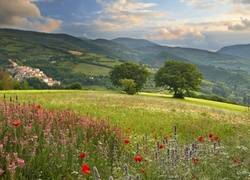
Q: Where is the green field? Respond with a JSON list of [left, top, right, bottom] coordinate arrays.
[[0, 90, 249, 179]]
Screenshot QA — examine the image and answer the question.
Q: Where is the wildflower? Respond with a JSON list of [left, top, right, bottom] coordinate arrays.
[[208, 133, 213, 138], [37, 105, 41, 109], [164, 136, 168, 140], [134, 154, 143, 162], [0, 168, 4, 175], [142, 169, 146, 173], [13, 120, 20, 126], [93, 166, 101, 180], [124, 139, 130, 144], [17, 158, 25, 167], [198, 136, 204, 143], [233, 158, 240, 164], [193, 158, 199, 164], [159, 144, 164, 149], [81, 164, 91, 174], [79, 153, 86, 158], [192, 175, 197, 179], [214, 136, 219, 141]]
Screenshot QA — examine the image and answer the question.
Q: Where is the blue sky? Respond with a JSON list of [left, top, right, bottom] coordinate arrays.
[[1, 0, 250, 51]]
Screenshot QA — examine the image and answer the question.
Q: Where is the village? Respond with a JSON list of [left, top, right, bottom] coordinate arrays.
[[8, 59, 60, 86]]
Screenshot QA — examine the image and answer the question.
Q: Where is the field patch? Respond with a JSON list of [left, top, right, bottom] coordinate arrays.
[[68, 50, 83, 55]]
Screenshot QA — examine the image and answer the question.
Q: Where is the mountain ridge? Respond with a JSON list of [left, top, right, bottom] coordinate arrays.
[[217, 44, 250, 60]]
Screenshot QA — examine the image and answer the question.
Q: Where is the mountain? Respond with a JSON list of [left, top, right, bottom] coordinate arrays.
[[112, 37, 250, 72], [218, 44, 250, 59], [0, 28, 250, 104], [112, 37, 158, 48]]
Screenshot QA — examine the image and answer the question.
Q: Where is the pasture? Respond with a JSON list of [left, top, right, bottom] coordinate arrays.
[[0, 90, 249, 179]]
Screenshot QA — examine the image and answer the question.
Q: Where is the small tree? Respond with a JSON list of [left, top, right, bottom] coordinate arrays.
[[120, 78, 137, 95], [109, 62, 150, 95], [154, 60, 203, 98], [65, 82, 83, 90]]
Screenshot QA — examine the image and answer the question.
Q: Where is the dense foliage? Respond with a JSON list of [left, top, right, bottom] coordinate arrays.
[[155, 60, 203, 98], [109, 62, 150, 94]]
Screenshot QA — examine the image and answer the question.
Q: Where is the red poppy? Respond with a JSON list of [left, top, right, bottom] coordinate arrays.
[[81, 164, 91, 174], [134, 154, 143, 162], [214, 136, 219, 141], [193, 158, 199, 164], [208, 133, 213, 138], [79, 153, 86, 158], [198, 136, 204, 143], [13, 120, 20, 126], [233, 158, 240, 164], [124, 139, 130, 144], [159, 144, 164, 149], [37, 105, 41, 109], [142, 169, 146, 173]]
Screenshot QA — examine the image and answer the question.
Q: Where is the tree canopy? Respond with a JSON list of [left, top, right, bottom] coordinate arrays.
[[109, 62, 150, 94], [154, 60, 203, 98]]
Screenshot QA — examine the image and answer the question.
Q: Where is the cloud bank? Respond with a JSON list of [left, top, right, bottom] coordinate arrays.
[[0, 0, 61, 32]]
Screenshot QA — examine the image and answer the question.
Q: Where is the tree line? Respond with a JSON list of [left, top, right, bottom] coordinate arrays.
[[2, 60, 248, 104]]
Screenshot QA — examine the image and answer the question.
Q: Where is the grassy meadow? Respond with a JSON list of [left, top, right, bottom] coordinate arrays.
[[0, 90, 249, 179]]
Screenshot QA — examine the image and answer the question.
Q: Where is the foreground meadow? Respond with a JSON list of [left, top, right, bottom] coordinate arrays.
[[0, 90, 249, 179]]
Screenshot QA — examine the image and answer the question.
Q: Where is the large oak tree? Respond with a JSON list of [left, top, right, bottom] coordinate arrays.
[[109, 62, 150, 94], [154, 60, 203, 98]]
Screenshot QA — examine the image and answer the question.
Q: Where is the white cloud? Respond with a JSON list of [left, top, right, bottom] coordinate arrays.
[[94, 0, 167, 31], [0, 0, 61, 32], [187, 0, 215, 9], [148, 26, 205, 40]]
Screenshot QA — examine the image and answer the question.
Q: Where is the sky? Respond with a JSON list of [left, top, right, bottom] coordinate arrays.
[[1, 0, 250, 51]]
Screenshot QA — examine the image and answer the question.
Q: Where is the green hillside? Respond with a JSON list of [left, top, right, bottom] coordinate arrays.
[[218, 44, 250, 59], [1, 28, 250, 104]]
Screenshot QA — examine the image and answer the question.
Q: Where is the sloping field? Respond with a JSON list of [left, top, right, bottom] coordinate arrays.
[[0, 90, 249, 179]]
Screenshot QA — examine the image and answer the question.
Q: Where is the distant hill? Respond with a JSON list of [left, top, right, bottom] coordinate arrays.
[[112, 37, 158, 48], [218, 44, 250, 59]]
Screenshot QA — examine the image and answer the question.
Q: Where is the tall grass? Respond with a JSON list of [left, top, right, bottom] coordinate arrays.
[[0, 90, 249, 179]]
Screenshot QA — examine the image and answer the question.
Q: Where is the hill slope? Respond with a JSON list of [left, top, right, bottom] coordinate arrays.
[[1, 28, 250, 104], [218, 44, 250, 60]]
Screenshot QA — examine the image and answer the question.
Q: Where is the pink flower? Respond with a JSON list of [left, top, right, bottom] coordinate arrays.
[[17, 158, 25, 167], [0, 168, 4, 175]]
